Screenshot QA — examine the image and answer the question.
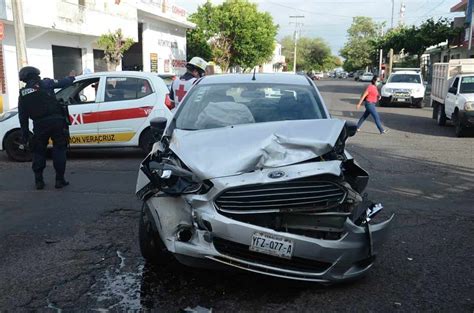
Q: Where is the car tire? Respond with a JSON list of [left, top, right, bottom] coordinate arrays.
[[454, 114, 465, 137], [139, 128, 154, 154], [436, 104, 447, 126], [139, 205, 173, 265], [415, 99, 424, 108], [4, 129, 32, 162]]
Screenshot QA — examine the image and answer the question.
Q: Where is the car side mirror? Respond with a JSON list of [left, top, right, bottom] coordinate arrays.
[[150, 117, 167, 141], [345, 121, 358, 137], [448, 86, 457, 94]]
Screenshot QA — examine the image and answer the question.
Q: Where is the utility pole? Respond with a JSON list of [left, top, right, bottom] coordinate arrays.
[[391, 0, 395, 28], [399, 2, 406, 26], [12, 0, 28, 70], [379, 25, 384, 80], [290, 15, 304, 73]]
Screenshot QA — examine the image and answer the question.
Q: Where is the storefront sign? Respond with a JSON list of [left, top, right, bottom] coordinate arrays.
[[150, 53, 158, 72], [0, 22, 4, 41], [172, 5, 186, 17], [172, 59, 186, 68], [157, 39, 178, 49], [164, 60, 170, 73]]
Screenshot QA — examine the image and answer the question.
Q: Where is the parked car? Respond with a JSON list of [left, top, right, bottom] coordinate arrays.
[[354, 70, 365, 81], [0, 71, 172, 161], [359, 72, 374, 82], [337, 71, 348, 79], [314, 72, 324, 80], [431, 59, 474, 136], [136, 73, 393, 283], [380, 70, 425, 108]]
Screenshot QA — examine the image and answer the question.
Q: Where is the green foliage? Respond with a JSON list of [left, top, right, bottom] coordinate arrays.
[[187, 1, 215, 61], [379, 18, 463, 60], [281, 36, 338, 71], [187, 0, 278, 72], [97, 29, 134, 70], [340, 16, 383, 71]]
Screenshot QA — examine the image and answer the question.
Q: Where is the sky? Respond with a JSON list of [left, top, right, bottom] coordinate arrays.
[[173, 0, 464, 56]]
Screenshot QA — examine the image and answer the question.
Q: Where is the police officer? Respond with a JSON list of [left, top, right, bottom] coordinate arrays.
[[18, 66, 75, 190], [169, 57, 208, 107]]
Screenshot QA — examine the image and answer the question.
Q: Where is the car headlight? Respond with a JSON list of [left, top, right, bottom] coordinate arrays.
[[414, 88, 422, 93], [464, 101, 474, 111], [0, 111, 18, 122], [383, 88, 393, 94]]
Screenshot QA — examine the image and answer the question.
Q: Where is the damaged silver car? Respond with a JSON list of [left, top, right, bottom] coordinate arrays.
[[136, 73, 393, 283]]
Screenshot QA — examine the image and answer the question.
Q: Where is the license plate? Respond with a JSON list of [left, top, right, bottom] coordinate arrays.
[[397, 98, 407, 102], [250, 232, 294, 259]]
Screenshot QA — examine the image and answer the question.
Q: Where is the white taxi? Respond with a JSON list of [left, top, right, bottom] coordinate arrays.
[[0, 71, 172, 161]]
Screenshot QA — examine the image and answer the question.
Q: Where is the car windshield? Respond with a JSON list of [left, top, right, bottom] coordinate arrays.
[[388, 74, 421, 83], [460, 76, 474, 93], [175, 83, 326, 130]]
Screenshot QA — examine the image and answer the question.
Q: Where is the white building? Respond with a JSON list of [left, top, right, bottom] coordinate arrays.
[[0, 0, 195, 112], [260, 43, 285, 73]]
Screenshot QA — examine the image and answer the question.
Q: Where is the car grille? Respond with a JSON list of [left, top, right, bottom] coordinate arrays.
[[213, 237, 331, 273], [214, 177, 347, 213]]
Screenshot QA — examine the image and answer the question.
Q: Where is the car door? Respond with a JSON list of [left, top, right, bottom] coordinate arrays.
[[55, 77, 103, 146], [445, 77, 459, 118], [96, 76, 157, 146]]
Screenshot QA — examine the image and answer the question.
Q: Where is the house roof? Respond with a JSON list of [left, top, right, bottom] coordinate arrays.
[[451, 0, 467, 13]]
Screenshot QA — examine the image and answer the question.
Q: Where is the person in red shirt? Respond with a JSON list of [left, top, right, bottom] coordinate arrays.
[[356, 75, 388, 134]]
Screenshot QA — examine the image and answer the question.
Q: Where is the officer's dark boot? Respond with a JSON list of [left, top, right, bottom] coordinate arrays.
[[55, 176, 69, 189], [35, 173, 45, 190]]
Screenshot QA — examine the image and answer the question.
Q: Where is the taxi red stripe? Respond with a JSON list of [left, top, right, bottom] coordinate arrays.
[[76, 106, 154, 124]]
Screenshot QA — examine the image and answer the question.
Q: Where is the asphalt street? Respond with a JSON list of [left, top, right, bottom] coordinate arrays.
[[0, 79, 473, 312]]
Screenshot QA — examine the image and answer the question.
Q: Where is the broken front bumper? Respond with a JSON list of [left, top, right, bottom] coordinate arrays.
[[142, 161, 393, 283]]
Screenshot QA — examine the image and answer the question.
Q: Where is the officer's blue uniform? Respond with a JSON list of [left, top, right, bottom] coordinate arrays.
[[18, 76, 75, 188]]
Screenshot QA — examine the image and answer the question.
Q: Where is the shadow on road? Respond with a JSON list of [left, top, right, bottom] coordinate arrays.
[[332, 108, 467, 138], [138, 262, 361, 311], [67, 148, 145, 160], [316, 80, 367, 95]]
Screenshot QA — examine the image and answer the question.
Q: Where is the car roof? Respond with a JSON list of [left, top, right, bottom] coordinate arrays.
[[391, 71, 420, 75], [198, 73, 312, 86], [77, 71, 160, 79]]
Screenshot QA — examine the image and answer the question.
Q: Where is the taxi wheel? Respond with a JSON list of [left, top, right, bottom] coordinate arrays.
[[139, 128, 153, 154], [4, 129, 32, 162]]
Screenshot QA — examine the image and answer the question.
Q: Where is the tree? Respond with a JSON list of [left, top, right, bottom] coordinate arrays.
[[186, 0, 278, 72], [186, 2, 215, 62], [281, 36, 337, 71], [379, 18, 462, 62], [340, 16, 382, 71], [97, 29, 134, 71]]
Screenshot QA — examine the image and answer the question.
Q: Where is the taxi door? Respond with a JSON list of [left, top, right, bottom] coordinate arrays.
[[96, 76, 157, 146], [55, 77, 102, 146]]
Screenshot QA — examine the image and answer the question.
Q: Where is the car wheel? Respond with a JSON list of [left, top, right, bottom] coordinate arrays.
[[4, 129, 32, 162], [139, 128, 154, 154], [415, 99, 424, 108], [139, 205, 173, 265], [436, 104, 447, 126], [454, 115, 465, 137]]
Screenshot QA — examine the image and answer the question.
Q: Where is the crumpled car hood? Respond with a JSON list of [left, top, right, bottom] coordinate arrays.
[[169, 119, 346, 179]]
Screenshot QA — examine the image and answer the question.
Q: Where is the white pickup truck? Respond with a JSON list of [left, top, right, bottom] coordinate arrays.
[[431, 59, 474, 137]]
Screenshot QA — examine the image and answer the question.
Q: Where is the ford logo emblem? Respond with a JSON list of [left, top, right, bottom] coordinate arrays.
[[268, 171, 285, 179]]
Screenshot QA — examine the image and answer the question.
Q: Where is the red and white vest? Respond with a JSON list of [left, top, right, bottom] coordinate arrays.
[[171, 77, 197, 107]]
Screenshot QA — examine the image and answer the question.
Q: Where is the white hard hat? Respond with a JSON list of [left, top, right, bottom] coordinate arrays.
[[188, 57, 208, 72]]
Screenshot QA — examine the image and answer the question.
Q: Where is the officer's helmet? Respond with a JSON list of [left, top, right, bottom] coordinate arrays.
[[19, 66, 41, 82], [187, 57, 208, 76]]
